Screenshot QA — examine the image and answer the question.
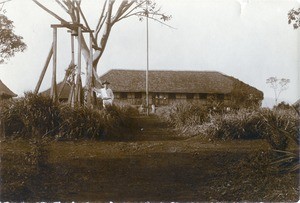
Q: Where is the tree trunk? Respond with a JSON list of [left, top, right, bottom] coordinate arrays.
[[86, 33, 94, 107]]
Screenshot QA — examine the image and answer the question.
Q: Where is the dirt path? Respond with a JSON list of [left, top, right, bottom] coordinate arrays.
[[40, 116, 270, 201], [1, 116, 298, 201], [124, 115, 183, 141]]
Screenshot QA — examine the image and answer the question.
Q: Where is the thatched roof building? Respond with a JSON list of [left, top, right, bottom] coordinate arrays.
[[42, 69, 263, 107], [41, 82, 72, 101], [100, 69, 262, 95], [100, 69, 263, 107], [0, 80, 17, 99]]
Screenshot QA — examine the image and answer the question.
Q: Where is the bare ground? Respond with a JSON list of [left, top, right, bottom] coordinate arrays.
[[0, 115, 299, 202]]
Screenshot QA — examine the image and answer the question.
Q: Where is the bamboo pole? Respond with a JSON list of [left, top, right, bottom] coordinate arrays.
[[50, 27, 58, 103], [34, 43, 53, 94]]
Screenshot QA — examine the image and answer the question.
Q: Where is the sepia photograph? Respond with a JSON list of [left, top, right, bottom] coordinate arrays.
[[0, 0, 299, 201]]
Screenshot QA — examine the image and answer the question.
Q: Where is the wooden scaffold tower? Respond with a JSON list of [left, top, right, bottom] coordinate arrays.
[[34, 22, 94, 107]]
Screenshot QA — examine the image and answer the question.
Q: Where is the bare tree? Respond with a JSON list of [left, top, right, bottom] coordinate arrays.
[[32, 0, 171, 106], [266, 77, 290, 105]]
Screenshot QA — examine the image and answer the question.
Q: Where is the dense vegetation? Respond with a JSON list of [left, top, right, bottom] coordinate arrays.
[[158, 102, 298, 143], [0, 97, 299, 201], [157, 102, 299, 173], [0, 92, 138, 140]]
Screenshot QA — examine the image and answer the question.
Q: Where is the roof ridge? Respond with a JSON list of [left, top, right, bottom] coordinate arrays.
[[103, 69, 223, 74]]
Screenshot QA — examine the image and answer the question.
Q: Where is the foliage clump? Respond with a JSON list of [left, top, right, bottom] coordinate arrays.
[[1, 92, 60, 136], [158, 102, 210, 128], [0, 13, 27, 64], [0, 93, 138, 140], [158, 102, 299, 173], [158, 103, 299, 148]]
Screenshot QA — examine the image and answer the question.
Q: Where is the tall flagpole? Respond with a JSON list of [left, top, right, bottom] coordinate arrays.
[[146, 1, 149, 116]]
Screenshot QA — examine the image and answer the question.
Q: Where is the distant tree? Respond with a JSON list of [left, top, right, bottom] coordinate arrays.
[[288, 7, 300, 29], [266, 77, 290, 105], [0, 1, 27, 64]]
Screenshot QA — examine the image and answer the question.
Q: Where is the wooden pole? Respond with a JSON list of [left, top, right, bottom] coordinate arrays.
[[34, 43, 53, 94], [69, 35, 75, 106], [50, 27, 58, 103], [146, 2, 149, 115], [75, 26, 82, 105], [86, 32, 93, 107]]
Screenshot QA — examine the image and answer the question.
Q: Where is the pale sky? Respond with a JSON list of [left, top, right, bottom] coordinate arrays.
[[0, 0, 299, 107]]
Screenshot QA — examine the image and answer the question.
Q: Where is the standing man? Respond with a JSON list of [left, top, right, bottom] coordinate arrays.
[[93, 80, 114, 108]]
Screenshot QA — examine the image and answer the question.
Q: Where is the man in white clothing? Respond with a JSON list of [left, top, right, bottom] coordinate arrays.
[[93, 81, 114, 108]]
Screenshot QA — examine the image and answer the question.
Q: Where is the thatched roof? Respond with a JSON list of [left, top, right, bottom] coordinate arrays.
[[0, 80, 17, 99], [42, 69, 263, 100], [41, 82, 71, 100], [100, 70, 233, 93], [100, 69, 263, 98], [224, 75, 264, 100]]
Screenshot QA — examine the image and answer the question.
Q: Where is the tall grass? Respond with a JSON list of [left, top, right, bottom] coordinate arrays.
[[0, 92, 61, 137], [159, 102, 299, 173], [0, 93, 138, 140], [157, 102, 210, 127], [260, 108, 298, 150], [58, 105, 106, 139], [267, 105, 299, 173], [159, 103, 299, 147]]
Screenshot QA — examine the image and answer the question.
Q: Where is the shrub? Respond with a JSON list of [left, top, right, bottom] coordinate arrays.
[[205, 108, 299, 144], [103, 105, 139, 135], [264, 107, 299, 173], [0, 93, 61, 137], [273, 101, 294, 111], [271, 149, 299, 173], [22, 93, 61, 136], [1, 100, 25, 136], [260, 108, 299, 150], [160, 102, 299, 145], [58, 105, 106, 139], [55, 105, 138, 140], [158, 102, 210, 129], [208, 109, 264, 140], [119, 105, 140, 118], [0, 93, 138, 139]]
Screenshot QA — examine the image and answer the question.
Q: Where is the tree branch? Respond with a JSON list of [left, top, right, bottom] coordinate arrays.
[[95, 13, 107, 44], [55, 0, 69, 13], [94, 0, 115, 69], [111, 0, 134, 25], [95, 0, 108, 39], [117, 11, 175, 29], [146, 15, 175, 29], [63, 0, 78, 23], [32, 0, 69, 24], [75, 1, 98, 47], [120, 0, 147, 20], [0, 0, 12, 5]]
